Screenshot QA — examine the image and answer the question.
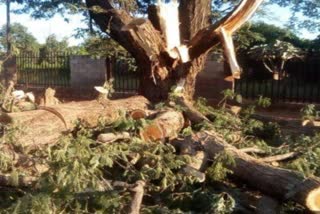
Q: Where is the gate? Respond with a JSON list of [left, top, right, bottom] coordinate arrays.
[[17, 52, 70, 87]]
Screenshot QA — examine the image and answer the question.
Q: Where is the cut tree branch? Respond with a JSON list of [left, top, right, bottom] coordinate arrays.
[[260, 152, 298, 163], [198, 131, 320, 212]]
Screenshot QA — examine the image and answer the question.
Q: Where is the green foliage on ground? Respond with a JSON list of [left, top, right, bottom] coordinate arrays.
[[1, 95, 320, 213]]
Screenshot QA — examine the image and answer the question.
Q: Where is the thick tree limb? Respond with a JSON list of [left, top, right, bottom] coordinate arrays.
[[0, 96, 150, 148], [198, 131, 320, 212], [189, 0, 264, 61]]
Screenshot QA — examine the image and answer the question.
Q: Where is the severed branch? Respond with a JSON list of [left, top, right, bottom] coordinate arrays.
[[189, 0, 264, 73], [198, 130, 320, 212], [219, 27, 241, 78], [260, 152, 298, 163], [240, 147, 266, 155], [128, 180, 145, 214]]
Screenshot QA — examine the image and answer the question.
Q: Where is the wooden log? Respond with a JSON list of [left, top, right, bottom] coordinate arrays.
[[0, 96, 150, 148], [97, 132, 131, 143], [197, 131, 320, 212], [140, 110, 184, 142]]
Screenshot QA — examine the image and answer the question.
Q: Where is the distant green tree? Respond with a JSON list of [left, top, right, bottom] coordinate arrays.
[[0, 23, 40, 54], [40, 34, 68, 53], [248, 40, 304, 79], [234, 22, 312, 53], [38, 34, 69, 64], [81, 35, 127, 57]]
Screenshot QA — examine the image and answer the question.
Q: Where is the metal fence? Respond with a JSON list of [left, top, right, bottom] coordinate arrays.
[[235, 59, 320, 103], [17, 52, 71, 87], [16, 52, 140, 92], [106, 54, 140, 93]]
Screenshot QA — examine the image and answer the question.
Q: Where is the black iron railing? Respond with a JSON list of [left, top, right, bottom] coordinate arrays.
[[235, 59, 320, 103], [106, 54, 140, 93], [17, 52, 71, 87]]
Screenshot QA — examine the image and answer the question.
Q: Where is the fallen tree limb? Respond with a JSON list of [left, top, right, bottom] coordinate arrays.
[[197, 131, 320, 212], [0, 96, 150, 148], [129, 180, 145, 214], [260, 152, 298, 163], [240, 147, 266, 155]]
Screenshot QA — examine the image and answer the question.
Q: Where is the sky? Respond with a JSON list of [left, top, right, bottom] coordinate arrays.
[[0, 2, 87, 46], [0, 2, 318, 47]]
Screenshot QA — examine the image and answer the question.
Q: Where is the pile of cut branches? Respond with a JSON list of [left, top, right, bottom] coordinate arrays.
[[0, 94, 320, 213]]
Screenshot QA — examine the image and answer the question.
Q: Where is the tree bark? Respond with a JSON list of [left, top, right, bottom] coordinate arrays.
[[0, 96, 150, 147], [85, 0, 262, 101], [197, 131, 320, 212]]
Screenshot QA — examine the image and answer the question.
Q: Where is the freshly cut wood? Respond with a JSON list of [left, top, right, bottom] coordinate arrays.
[[0, 96, 150, 147], [39, 87, 60, 106], [140, 110, 184, 142], [197, 131, 320, 212], [129, 109, 147, 120], [97, 132, 130, 143]]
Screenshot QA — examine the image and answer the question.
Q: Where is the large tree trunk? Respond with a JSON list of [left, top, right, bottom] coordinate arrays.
[[0, 96, 150, 147], [85, 0, 263, 101]]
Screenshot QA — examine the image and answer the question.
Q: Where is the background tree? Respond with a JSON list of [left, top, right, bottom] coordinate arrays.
[[0, 23, 40, 54], [248, 40, 304, 80], [40, 34, 68, 53]]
